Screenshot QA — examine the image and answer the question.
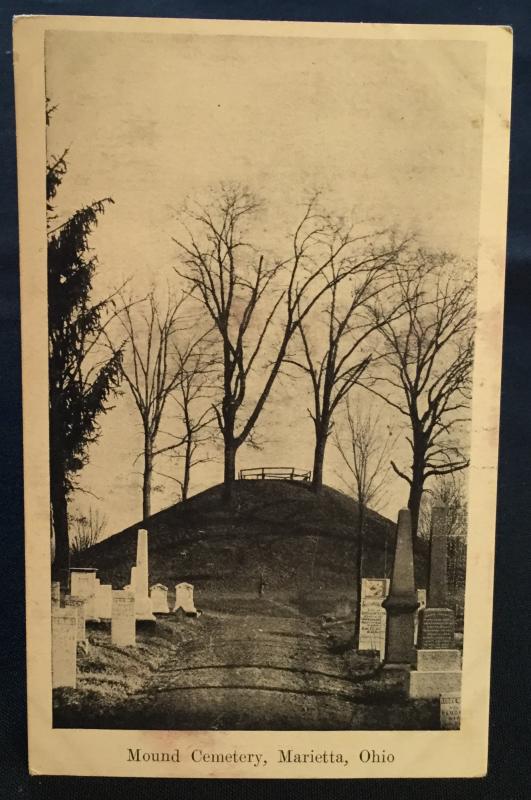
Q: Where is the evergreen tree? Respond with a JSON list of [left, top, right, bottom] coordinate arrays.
[[47, 108, 122, 584]]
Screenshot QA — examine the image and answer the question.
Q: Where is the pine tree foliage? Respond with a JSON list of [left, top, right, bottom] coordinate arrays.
[[47, 103, 123, 579]]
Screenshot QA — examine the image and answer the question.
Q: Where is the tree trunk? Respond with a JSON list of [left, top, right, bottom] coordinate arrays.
[[143, 441, 153, 520], [223, 437, 237, 504], [311, 421, 328, 493], [408, 428, 426, 542], [50, 458, 70, 587], [408, 468, 424, 543], [354, 502, 365, 650], [182, 438, 191, 501]]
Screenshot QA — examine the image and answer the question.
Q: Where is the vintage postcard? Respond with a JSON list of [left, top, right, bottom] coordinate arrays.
[[14, 16, 512, 778]]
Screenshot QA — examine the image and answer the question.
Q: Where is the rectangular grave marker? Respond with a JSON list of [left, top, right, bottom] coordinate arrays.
[[64, 596, 86, 641], [150, 583, 169, 613], [414, 588, 427, 645], [70, 568, 99, 621], [358, 578, 390, 659], [440, 693, 461, 729], [417, 607, 455, 649], [95, 583, 112, 619], [173, 582, 199, 615], [52, 609, 77, 688], [111, 591, 135, 646]]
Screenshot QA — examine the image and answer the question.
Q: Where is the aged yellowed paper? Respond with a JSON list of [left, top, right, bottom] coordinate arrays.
[[14, 15, 512, 778]]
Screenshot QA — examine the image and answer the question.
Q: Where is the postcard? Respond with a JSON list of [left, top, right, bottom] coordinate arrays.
[[14, 15, 512, 777]]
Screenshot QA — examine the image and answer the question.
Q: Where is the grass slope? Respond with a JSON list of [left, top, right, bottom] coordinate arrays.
[[76, 481, 428, 607]]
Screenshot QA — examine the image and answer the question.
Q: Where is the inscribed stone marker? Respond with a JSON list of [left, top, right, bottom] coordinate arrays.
[[51, 609, 77, 688], [111, 591, 136, 646], [418, 505, 456, 649], [150, 583, 169, 613], [440, 693, 461, 729], [70, 568, 99, 621], [64, 596, 86, 641], [95, 583, 113, 618], [413, 588, 427, 645], [358, 578, 390, 659], [173, 582, 199, 615]]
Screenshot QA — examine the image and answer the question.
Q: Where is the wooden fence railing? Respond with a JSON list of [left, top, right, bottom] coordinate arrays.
[[238, 467, 311, 482]]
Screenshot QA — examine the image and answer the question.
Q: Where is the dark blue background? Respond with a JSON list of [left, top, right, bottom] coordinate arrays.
[[1, 3, 529, 798]]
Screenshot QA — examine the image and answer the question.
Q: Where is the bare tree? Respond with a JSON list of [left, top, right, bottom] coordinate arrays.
[[333, 398, 394, 647], [174, 185, 399, 502], [419, 474, 467, 624], [363, 250, 475, 540], [69, 506, 107, 555], [108, 291, 186, 519], [154, 334, 217, 501], [285, 239, 406, 492], [418, 473, 467, 542]]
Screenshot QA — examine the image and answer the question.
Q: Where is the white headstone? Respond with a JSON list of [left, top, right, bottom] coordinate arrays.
[[70, 569, 99, 621], [358, 578, 390, 659], [173, 582, 198, 615], [111, 591, 136, 646], [150, 583, 169, 613], [440, 692, 461, 729], [134, 529, 155, 620], [52, 609, 77, 688], [64, 596, 86, 641], [414, 588, 427, 645], [94, 583, 112, 618]]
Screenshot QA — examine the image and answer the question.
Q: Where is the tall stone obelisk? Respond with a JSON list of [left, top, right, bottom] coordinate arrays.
[[410, 505, 461, 698], [134, 529, 155, 621], [417, 505, 455, 649], [382, 508, 419, 668]]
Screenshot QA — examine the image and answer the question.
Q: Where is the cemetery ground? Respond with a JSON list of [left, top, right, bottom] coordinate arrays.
[[55, 480, 458, 729], [53, 591, 439, 730]]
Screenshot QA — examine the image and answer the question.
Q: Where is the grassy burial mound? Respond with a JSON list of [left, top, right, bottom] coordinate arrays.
[[75, 481, 428, 612]]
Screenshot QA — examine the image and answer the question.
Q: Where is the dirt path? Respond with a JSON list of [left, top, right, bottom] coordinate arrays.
[[55, 596, 438, 730], [127, 601, 381, 729]]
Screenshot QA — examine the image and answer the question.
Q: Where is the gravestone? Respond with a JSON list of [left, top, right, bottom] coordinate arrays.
[[440, 692, 461, 729], [410, 506, 462, 698], [173, 582, 199, 616], [134, 529, 155, 620], [382, 509, 419, 668], [358, 578, 390, 660], [51, 581, 61, 608], [70, 568, 99, 621], [410, 645, 462, 700], [409, 666, 462, 698], [111, 591, 136, 646], [64, 596, 86, 642], [150, 584, 170, 613], [417, 649, 461, 671], [51, 609, 77, 688], [418, 608, 455, 649], [414, 588, 427, 645], [417, 505, 455, 649], [95, 583, 113, 619]]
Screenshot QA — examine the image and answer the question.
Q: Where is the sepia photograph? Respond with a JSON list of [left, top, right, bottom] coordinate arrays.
[[14, 16, 511, 777]]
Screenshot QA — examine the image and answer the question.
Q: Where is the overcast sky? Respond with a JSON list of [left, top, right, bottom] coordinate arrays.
[[45, 29, 486, 536]]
